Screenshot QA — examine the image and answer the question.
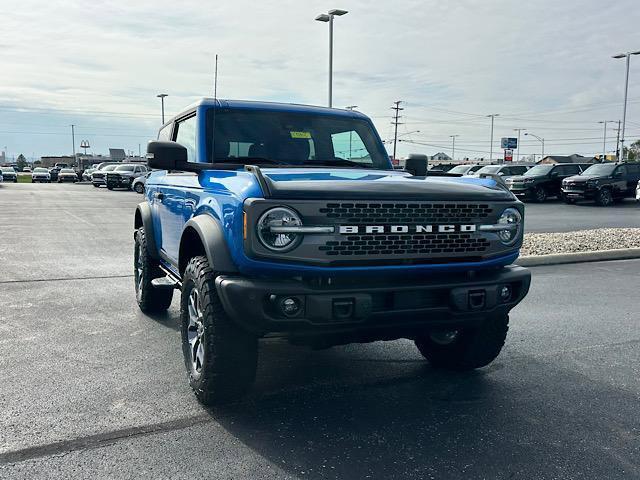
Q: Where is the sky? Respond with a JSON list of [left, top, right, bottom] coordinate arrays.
[[1, 0, 639, 162]]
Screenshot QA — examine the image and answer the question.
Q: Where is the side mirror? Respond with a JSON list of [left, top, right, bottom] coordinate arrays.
[[405, 153, 429, 176], [550, 171, 559, 178], [498, 171, 505, 176], [613, 170, 623, 177], [146, 141, 187, 170]]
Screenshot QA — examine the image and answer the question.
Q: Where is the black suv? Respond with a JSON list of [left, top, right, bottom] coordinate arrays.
[[561, 162, 640, 206], [106, 164, 148, 190], [505, 163, 591, 202]]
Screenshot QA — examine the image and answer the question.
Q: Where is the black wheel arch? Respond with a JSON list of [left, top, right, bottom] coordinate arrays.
[[178, 215, 238, 276], [134, 202, 159, 259]]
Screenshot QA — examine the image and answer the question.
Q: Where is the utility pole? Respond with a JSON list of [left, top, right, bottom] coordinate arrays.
[[391, 101, 404, 163], [487, 114, 499, 162], [449, 135, 459, 161], [598, 121, 615, 161], [315, 9, 348, 108], [70, 124, 76, 166], [513, 128, 526, 161], [615, 120, 621, 160]]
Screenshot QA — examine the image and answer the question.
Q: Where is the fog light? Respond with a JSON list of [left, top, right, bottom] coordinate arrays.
[[500, 285, 512, 302], [279, 297, 301, 317]]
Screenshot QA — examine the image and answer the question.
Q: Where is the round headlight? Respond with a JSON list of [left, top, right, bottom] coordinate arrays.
[[496, 207, 522, 245], [257, 207, 302, 252]]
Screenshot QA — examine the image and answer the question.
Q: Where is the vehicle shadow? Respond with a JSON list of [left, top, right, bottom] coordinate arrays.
[[201, 343, 638, 480]]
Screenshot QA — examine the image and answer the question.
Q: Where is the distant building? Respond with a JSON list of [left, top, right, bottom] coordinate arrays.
[[431, 152, 452, 161], [538, 154, 598, 164], [40, 156, 75, 168], [0, 150, 6, 165]]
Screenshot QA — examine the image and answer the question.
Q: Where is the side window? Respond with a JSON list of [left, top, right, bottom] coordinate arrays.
[[175, 115, 197, 162], [565, 165, 580, 175], [615, 165, 627, 176], [331, 130, 372, 164], [158, 123, 172, 141], [627, 164, 640, 174]]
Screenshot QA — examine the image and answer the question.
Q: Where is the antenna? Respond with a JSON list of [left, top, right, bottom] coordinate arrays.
[[212, 54, 218, 163]]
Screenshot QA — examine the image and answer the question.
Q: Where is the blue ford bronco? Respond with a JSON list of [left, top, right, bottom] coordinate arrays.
[[134, 99, 531, 404]]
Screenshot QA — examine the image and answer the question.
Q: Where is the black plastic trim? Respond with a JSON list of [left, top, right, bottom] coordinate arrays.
[[135, 202, 159, 259], [180, 215, 238, 274]]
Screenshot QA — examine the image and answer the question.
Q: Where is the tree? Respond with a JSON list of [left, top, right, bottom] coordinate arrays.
[[625, 140, 640, 161], [16, 154, 27, 171]]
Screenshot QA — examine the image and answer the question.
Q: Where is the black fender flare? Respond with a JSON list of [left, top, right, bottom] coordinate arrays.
[[179, 215, 238, 275], [134, 202, 159, 259]]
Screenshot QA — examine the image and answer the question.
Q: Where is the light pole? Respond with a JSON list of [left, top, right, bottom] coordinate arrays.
[[157, 93, 168, 124], [525, 132, 544, 161], [487, 114, 499, 161], [612, 50, 640, 161], [598, 121, 616, 161], [449, 135, 459, 161], [315, 9, 348, 108], [513, 128, 526, 161], [70, 124, 76, 166]]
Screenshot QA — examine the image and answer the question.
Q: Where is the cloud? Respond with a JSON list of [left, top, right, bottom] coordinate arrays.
[[1, 0, 638, 159]]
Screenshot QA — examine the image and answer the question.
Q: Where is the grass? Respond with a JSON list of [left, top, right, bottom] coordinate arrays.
[[16, 174, 32, 183]]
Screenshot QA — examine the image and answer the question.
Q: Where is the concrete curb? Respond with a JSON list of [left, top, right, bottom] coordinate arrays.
[[517, 248, 640, 267]]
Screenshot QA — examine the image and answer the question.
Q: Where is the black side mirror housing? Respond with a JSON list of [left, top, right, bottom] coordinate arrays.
[[147, 141, 188, 170], [405, 153, 429, 176]]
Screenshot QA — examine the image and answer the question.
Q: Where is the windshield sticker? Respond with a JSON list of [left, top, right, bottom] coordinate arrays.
[[290, 131, 311, 139]]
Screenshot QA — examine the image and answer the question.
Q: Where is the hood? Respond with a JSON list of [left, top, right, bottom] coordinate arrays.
[[507, 175, 530, 182], [564, 175, 592, 183], [260, 168, 515, 201]]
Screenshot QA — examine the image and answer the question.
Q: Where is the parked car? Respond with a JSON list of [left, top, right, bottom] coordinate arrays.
[[447, 164, 483, 175], [32, 167, 51, 183], [505, 163, 591, 202], [0, 172, 3, 183], [106, 164, 148, 190], [82, 164, 101, 181], [0, 166, 18, 182], [22, 167, 32, 173], [91, 164, 118, 187], [468, 164, 532, 186], [636, 179, 640, 202], [57, 168, 78, 183], [132, 171, 152, 194], [561, 162, 640, 206]]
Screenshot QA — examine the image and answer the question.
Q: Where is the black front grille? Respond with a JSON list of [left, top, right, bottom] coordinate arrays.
[[319, 233, 490, 257], [564, 182, 585, 191], [319, 202, 493, 223]]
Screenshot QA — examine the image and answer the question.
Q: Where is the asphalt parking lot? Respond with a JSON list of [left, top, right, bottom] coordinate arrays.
[[1, 183, 639, 479]]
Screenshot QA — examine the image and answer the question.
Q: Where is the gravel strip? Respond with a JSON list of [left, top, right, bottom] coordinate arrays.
[[521, 228, 640, 256]]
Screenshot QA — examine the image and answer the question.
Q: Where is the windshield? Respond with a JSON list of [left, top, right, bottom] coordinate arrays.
[[115, 165, 135, 172], [34, 168, 48, 173], [60, 169, 75, 173], [1, 167, 15, 173], [102, 165, 117, 171], [448, 165, 472, 174], [206, 109, 390, 169], [524, 165, 554, 176], [581, 164, 616, 176], [475, 165, 501, 174]]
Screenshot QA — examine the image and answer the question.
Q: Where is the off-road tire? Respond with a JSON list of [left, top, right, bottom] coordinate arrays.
[[595, 188, 613, 207], [533, 186, 547, 203], [415, 314, 509, 370], [180, 256, 258, 405], [134, 227, 173, 313]]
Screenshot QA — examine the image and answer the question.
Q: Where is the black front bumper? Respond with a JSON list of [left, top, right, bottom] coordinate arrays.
[[561, 187, 596, 200], [106, 176, 132, 188], [215, 265, 531, 340]]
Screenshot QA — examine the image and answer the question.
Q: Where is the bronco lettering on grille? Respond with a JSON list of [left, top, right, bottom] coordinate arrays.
[[338, 224, 477, 234]]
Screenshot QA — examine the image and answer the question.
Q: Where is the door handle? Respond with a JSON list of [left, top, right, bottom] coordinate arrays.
[[154, 192, 164, 201]]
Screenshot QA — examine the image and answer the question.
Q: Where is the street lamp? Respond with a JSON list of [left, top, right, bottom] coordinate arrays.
[[486, 114, 499, 161], [449, 135, 459, 161], [315, 9, 348, 108], [157, 93, 168, 124], [525, 132, 544, 161], [612, 50, 640, 161], [513, 128, 526, 161], [598, 121, 616, 161]]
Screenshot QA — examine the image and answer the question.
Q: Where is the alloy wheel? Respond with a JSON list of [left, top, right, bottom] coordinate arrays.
[[186, 287, 205, 378]]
